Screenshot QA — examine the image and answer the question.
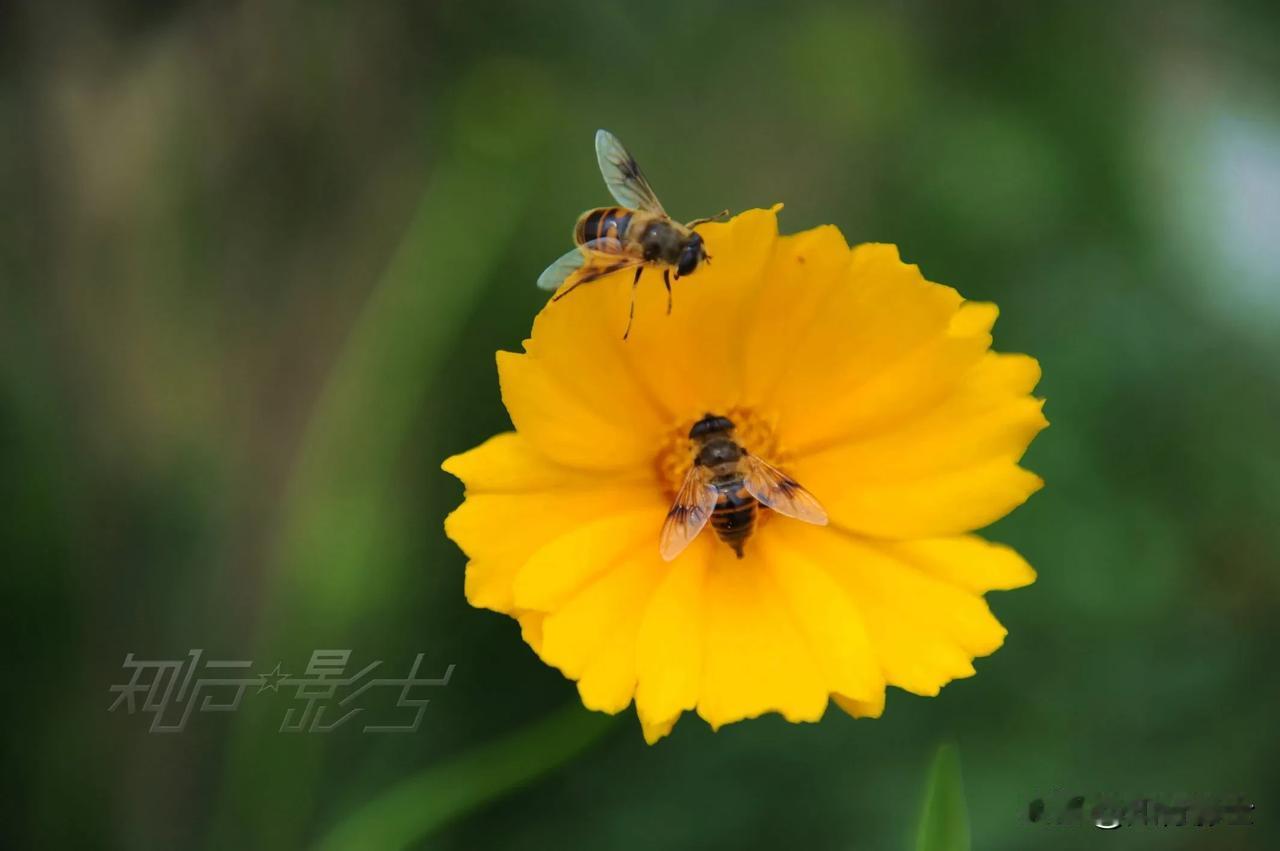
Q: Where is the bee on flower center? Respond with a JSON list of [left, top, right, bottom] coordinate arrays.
[[660, 413, 829, 561], [536, 130, 728, 340]]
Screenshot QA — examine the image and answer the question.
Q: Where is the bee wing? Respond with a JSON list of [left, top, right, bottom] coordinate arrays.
[[595, 129, 668, 216], [741, 454, 829, 526], [535, 237, 630, 291], [659, 464, 718, 562]]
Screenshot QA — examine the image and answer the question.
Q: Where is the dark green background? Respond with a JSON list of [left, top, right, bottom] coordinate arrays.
[[3, 1, 1277, 848]]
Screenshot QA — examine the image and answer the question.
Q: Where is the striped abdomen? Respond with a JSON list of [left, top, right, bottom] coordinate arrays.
[[574, 206, 633, 246], [710, 479, 757, 559]]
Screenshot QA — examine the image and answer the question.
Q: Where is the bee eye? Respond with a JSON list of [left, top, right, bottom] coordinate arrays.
[[678, 248, 698, 276]]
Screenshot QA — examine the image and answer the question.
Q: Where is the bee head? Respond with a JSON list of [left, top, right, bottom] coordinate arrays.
[[688, 413, 735, 440], [675, 233, 705, 278]]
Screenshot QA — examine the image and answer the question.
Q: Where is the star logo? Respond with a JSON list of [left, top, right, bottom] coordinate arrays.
[[256, 663, 289, 693]]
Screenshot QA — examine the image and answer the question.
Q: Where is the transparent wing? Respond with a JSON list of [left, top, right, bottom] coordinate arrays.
[[659, 464, 718, 561], [741, 454, 829, 526], [595, 129, 667, 216], [536, 247, 587, 291], [536, 237, 628, 291]]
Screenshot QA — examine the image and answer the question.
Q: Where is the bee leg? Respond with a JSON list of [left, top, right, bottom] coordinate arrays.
[[685, 210, 730, 230], [551, 279, 586, 302], [554, 261, 628, 302], [663, 269, 673, 315], [623, 267, 643, 340]]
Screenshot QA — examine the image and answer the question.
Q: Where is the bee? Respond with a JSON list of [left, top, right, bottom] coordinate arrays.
[[537, 129, 728, 339], [660, 413, 829, 561]]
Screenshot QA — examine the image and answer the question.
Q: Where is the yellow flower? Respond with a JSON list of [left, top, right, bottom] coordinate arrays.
[[443, 207, 1046, 743]]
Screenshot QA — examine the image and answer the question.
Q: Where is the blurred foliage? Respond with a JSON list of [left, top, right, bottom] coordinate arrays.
[[915, 745, 970, 851], [2, 1, 1278, 849]]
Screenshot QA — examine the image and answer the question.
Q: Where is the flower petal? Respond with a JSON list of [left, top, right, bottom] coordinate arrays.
[[746, 241, 964, 436], [783, 301, 1001, 452], [517, 613, 545, 653], [442, 433, 655, 612], [538, 549, 665, 714], [882, 535, 1037, 594], [507, 208, 783, 456], [789, 351, 1047, 538], [614, 206, 781, 415], [498, 350, 663, 471], [634, 537, 713, 741], [756, 531, 885, 704], [512, 505, 666, 612], [832, 691, 886, 720], [739, 224, 854, 408], [442, 432, 617, 491], [639, 715, 679, 745], [694, 545, 831, 730], [775, 522, 1014, 698]]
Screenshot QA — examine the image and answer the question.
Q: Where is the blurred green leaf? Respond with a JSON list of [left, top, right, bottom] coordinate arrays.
[[913, 744, 970, 851], [316, 704, 618, 851], [210, 60, 558, 850]]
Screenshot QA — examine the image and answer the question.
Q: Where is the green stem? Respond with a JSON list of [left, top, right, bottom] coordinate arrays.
[[315, 704, 620, 851]]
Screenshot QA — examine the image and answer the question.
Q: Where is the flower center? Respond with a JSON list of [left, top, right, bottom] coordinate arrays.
[[654, 407, 781, 500]]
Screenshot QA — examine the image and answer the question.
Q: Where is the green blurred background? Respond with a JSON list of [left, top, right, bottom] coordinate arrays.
[[4, 1, 1278, 848]]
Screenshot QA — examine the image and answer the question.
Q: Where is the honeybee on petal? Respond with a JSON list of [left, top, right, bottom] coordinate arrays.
[[537, 130, 728, 339], [660, 414, 828, 561]]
